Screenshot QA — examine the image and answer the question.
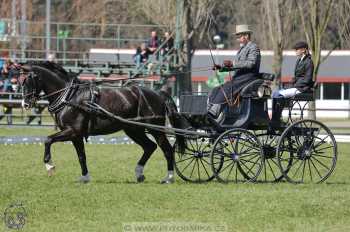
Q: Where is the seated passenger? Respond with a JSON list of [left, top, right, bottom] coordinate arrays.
[[207, 24, 261, 123], [270, 41, 314, 128]]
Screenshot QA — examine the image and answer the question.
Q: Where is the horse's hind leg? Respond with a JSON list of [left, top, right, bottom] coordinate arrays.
[[124, 129, 157, 183], [150, 131, 175, 184], [72, 138, 90, 183]]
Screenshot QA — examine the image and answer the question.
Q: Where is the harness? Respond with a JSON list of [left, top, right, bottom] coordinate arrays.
[[48, 79, 77, 113]]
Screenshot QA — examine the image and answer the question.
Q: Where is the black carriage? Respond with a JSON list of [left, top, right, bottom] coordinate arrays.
[[174, 73, 337, 184]]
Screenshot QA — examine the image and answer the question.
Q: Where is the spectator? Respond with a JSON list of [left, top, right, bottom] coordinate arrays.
[[2, 59, 20, 92], [160, 31, 174, 56], [147, 31, 159, 54], [140, 43, 152, 62], [133, 46, 143, 68], [0, 56, 4, 90]]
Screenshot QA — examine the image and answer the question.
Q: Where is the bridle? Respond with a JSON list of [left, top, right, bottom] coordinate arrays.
[[20, 70, 41, 107]]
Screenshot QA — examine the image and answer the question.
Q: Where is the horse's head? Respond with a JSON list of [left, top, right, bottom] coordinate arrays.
[[19, 64, 43, 109]]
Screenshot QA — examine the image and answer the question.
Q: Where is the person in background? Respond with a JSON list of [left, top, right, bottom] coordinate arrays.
[[140, 42, 152, 62], [147, 31, 159, 54], [160, 31, 174, 56], [133, 46, 143, 68], [269, 41, 314, 129], [0, 56, 5, 90]]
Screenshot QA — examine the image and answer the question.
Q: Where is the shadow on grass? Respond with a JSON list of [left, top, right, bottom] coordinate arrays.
[[325, 181, 348, 185]]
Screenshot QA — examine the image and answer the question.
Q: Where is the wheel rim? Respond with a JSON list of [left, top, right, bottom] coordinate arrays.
[[277, 119, 337, 184], [174, 136, 215, 182], [210, 129, 264, 183]]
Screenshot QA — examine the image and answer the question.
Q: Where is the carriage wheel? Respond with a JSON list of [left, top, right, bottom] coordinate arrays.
[[255, 131, 292, 182], [210, 129, 264, 183], [174, 136, 215, 183], [277, 119, 337, 184]]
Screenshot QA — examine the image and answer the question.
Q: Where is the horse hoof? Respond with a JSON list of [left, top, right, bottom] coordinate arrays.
[[47, 168, 55, 177], [79, 173, 91, 183], [136, 175, 145, 183], [160, 177, 174, 184]]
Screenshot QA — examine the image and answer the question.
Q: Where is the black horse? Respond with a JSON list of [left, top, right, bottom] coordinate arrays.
[[20, 62, 184, 184]]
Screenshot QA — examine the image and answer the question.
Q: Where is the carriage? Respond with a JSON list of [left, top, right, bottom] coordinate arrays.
[[173, 73, 337, 184]]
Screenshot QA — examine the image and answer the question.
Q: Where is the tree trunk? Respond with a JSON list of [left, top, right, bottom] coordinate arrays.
[[177, 0, 192, 95]]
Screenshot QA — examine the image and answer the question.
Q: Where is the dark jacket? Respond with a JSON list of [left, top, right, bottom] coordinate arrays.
[[292, 54, 314, 91]]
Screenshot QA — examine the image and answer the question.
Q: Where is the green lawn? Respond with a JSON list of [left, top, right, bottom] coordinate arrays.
[[0, 129, 350, 232]]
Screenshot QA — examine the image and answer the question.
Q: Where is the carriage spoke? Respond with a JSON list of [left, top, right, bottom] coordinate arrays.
[[240, 152, 259, 159], [225, 161, 236, 181], [291, 159, 303, 179], [301, 159, 306, 182], [311, 156, 330, 171], [199, 159, 210, 179], [266, 159, 278, 180], [176, 156, 194, 164], [201, 157, 211, 165], [263, 159, 267, 181], [313, 153, 334, 159], [238, 142, 259, 154], [189, 159, 198, 179], [313, 135, 330, 148], [240, 159, 258, 177], [310, 158, 323, 179], [180, 158, 195, 174], [313, 146, 334, 154], [308, 159, 313, 182], [197, 159, 201, 180], [220, 160, 236, 173]]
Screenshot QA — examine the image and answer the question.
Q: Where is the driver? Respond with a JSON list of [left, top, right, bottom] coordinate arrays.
[[208, 24, 261, 123]]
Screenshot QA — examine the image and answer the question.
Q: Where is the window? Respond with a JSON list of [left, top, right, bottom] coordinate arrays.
[[344, 83, 350, 100], [323, 83, 341, 100]]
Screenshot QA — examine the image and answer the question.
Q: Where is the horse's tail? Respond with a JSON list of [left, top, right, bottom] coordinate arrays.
[[159, 90, 186, 154]]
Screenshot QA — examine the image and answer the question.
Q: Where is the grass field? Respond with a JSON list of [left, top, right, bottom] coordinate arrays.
[[1, 128, 350, 232]]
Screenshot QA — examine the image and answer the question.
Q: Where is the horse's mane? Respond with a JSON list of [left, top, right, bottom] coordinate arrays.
[[28, 61, 77, 82]]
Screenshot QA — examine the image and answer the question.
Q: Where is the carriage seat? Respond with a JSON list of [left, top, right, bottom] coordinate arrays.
[[293, 91, 314, 101], [240, 73, 275, 98], [291, 82, 317, 101]]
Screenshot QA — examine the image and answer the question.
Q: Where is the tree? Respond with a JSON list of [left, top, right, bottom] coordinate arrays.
[[261, 0, 296, 88], [175, 0, 219, 94], [336, 0, 350, 48]]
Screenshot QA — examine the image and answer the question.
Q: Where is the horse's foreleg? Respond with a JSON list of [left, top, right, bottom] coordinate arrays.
[[72, 138, 90, 183], [44, 128, 76, 176]]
